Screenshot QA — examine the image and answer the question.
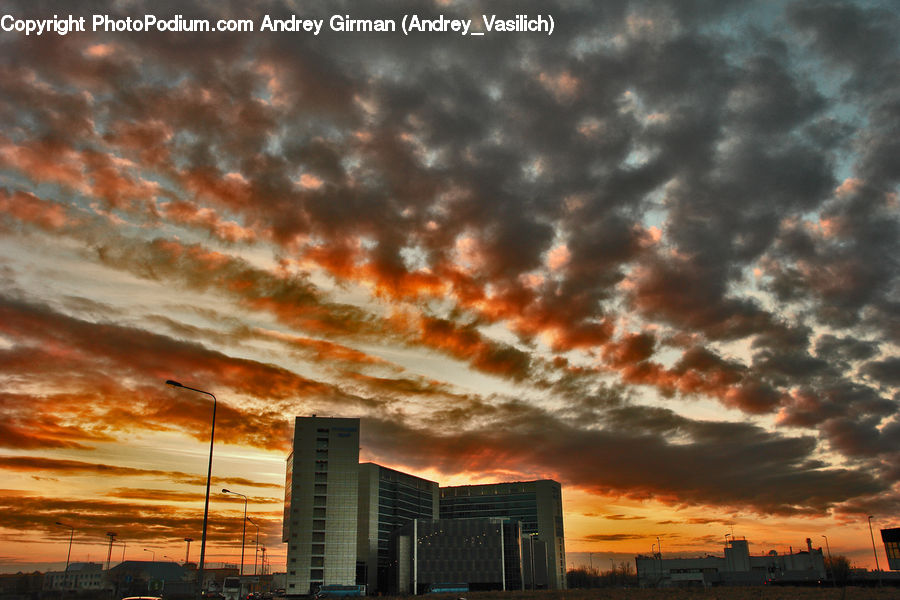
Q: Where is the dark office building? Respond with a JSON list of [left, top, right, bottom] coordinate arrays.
[[357, 463, 439, 593], [391, 518, 523, 594], [440, 480, 566, 589], [883, 528, 900, 571]]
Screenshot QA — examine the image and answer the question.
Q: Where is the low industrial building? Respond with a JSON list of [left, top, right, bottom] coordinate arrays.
[[42, 562, 105, 592], [635, 537, 826, 587], [0, 571, 43, 600], [105, 561, 191, 597]]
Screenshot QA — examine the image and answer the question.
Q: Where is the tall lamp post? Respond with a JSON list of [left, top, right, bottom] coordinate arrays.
[[144, 549, 155, 561], [55, 522, 75, 590], [166, 379, 217, 599], [246, 516, 260, 576], [528, 533, 537, 590], [184, 538, 193, 564], [222, 489, 248, 576], [868, 515, 882, 586]]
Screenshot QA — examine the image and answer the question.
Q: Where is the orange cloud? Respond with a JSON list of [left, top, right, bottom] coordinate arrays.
[[0, 189, 77, 232], [0, 455, 282, 490], [160, 199, 257, 243], [0, 492, 283, 546], [0, 295, 342, 449]]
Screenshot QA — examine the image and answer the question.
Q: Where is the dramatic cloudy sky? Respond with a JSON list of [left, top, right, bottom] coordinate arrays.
[[1, 0, 898, 573]]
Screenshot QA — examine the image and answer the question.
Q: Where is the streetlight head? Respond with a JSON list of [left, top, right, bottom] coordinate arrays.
[[222, 488, 230, 493], [165, 380, 183, 387]]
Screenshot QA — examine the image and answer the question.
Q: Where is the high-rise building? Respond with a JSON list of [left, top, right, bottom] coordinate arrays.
[[439, 480, 566, 589], [283, 416, 359, 596], [357, 463, 439, 592]]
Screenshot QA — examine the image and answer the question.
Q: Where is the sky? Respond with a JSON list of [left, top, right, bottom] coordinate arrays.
[[0, 0, 898, 576]]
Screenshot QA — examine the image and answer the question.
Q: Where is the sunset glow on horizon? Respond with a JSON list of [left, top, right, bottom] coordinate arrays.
[[1, 0, 898, 576]]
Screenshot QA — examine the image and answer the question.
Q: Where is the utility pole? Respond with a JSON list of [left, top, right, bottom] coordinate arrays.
[[105, 532, 117, 571]]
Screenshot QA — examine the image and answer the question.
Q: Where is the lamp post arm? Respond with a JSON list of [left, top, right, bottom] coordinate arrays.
[[166, 379, 216, 600]]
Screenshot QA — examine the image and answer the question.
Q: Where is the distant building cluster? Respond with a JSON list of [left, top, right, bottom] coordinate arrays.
[[281, 416, 566, 596], [635, 537, 826, 587], [37, 561, 281, 597]]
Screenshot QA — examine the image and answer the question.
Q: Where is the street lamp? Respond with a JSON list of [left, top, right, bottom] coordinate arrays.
[[868, 515, 882, 587], [246, 517, 260, 576], [185, 538, 194, 564], [222, 489, 248, 576], [725, 532, 731, 548], [55, 522, 75, 589], [166, 379, 217, 599], [144, 549, 155, 561]]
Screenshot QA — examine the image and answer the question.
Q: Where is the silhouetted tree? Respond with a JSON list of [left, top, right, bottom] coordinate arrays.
[[825, 554, 851, 585], [567, 562, 636, 588]]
